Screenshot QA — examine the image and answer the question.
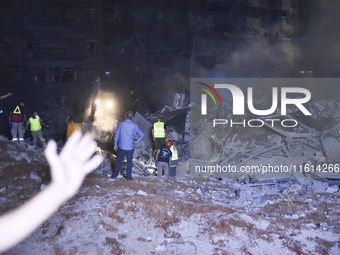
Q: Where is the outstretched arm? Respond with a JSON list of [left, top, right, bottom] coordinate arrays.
[[0, 92, 13, 100], [0, 130, 103, 253]]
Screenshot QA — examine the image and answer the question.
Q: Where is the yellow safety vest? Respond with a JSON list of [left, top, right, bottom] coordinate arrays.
[[29, 117, 42, 131], [170, 145, 178, 160], [153, 122, 165, 138]]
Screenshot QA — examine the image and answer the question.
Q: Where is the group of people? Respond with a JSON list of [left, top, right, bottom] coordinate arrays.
[[1, 94, 103, 253], [0, 92, 180, 252], [1, 92, 47, 147], [111, 112, 179, 180]]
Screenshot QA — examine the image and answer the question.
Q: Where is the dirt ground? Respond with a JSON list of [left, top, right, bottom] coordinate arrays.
[[0, 137, 339, 255]]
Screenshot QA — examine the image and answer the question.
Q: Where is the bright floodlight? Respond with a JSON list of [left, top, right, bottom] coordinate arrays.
[[105, 101, 113, 109]]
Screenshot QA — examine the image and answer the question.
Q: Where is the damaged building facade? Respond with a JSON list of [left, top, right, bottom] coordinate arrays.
[[0, 0, 105, 83], [0, 0, 302, 86]]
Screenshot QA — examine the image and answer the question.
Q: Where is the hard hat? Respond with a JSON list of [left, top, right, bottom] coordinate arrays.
[[166, 140, 172, 147]]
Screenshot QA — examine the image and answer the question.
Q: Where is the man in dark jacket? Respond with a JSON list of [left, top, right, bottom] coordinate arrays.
[[155, 140, 172, 177]]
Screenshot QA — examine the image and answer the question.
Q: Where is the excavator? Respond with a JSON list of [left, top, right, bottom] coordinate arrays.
[[65, 77, 155, 176], [66, 77, 101, 139]]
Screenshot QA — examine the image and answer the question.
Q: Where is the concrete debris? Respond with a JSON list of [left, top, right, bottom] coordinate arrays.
[[326, 185, 339, 193], [133, 112, 153, 150], [136, 190, 148, 196], [321, 130, 340, 164], [1, 94, 339, 253], [40, 184, 47, 190], [309, 181, 329, 193], [190, 97, 340, 181], [172, 93, 185, 109], [283, 212, 305, 220], [252, 195, 268, 206], [319, 222, 329, 231], [30, 171, 41, 181], [0, 132, 339, 254]]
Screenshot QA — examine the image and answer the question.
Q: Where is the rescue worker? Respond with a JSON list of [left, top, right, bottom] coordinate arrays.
[[169, 140, 178, 177], [9, 100, 26, 144], [155, 140, 172, 177], [129, 88, 139, 114], [152, 116, 167, 151], [27, 112, 47, 148]]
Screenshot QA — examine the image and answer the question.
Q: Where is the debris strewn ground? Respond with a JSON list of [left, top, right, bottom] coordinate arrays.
[[1, 137, 339, 255], [189, 96, 340, 181]]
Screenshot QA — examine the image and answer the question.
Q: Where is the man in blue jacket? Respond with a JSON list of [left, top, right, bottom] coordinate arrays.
[[111, 111, 144, 180]]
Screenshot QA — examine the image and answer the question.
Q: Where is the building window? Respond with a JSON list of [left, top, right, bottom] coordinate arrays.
[[37, 68, 46, 82], [207, 2, 232, 14], [63, 67, 75, 83], [140, 9, 158, 23], [87, 41, 97, 54], [87, 9, 96, 22], [27, 42, 33, 49], [104, 37, 112, 47], [53, 68, 62, 83]]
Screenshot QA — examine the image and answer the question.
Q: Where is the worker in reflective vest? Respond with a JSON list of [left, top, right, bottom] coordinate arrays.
[[27, 112, 46, 148], [152, 116, 167, 151], [169, 142, 178, 177], [9, 100, 27, 144]]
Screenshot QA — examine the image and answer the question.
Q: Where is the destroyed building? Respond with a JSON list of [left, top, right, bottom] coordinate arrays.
[[0, 0, 339, 254], [1, 0, 301, 85]]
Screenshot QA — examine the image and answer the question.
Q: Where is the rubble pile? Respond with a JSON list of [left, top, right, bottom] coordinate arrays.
[[1, 87, 339, 254], [120, 103, 191, 176], [190, 98, 340, 180], [0, 137, 339, 254]]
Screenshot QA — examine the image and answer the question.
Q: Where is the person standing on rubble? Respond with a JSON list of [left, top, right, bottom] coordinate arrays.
[[155, 140, 172, 177], [152, 116, 167, 151], [129, 88, 139, 114], [169, 141, 178, 177], [9, 100, 27, 144], [27, 111, 47, 148], [111, 111, 144, 180]]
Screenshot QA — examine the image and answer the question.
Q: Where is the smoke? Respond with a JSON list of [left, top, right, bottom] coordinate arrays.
[[212, 39, 294, 77], [190, 28, 301, 78], [193, 1, 338, 78], [297, 1, 340, 77], [84, 91, 120, 141], [144, 69, 190, 111]]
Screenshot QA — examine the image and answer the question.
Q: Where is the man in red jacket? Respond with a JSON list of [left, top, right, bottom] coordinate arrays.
[[9, 100, 27, 144]]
